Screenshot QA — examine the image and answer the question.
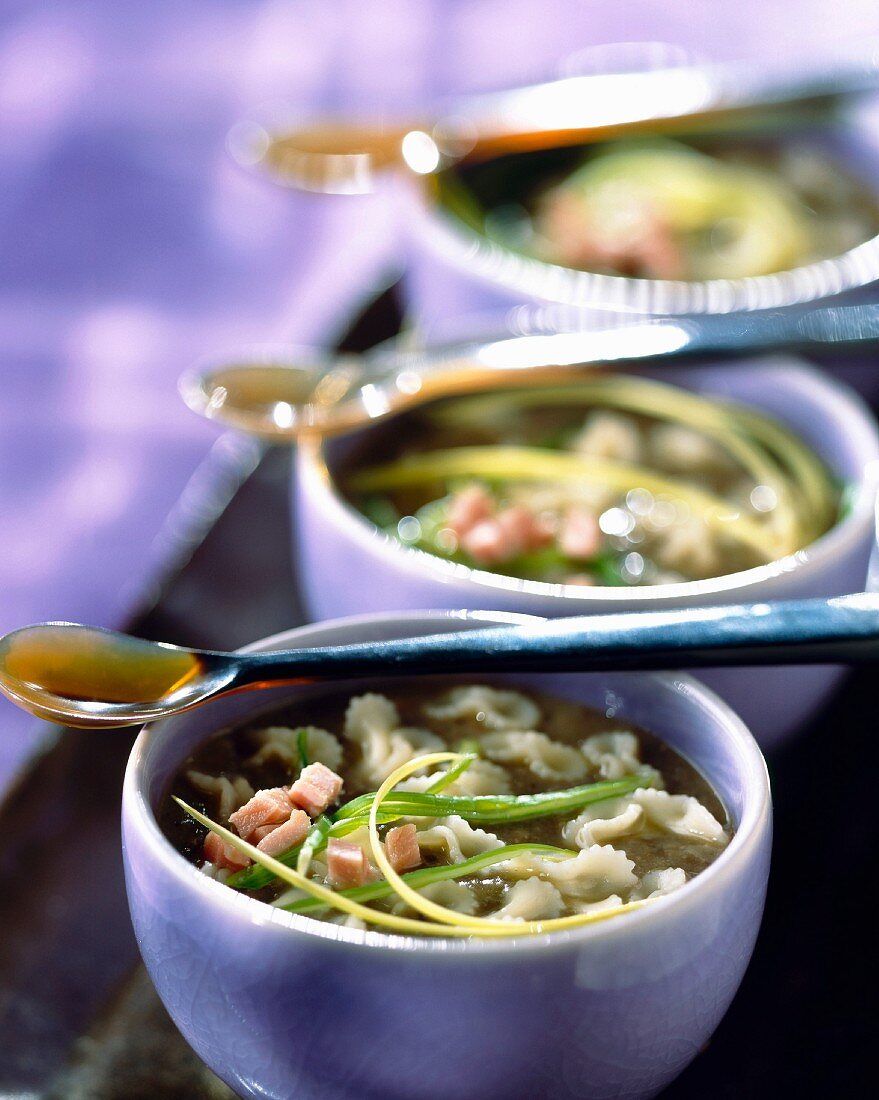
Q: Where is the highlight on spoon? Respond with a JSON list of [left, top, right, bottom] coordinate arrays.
[[230, 117, 419, 195], [178, 346, 365, 439], [0, 624, 209, 728], [178, 339, 602, 442]]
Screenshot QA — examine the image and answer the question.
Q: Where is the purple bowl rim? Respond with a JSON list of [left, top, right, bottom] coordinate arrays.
[[407, 119, 879, 316], [124, 608, 771, 959], [298, 356, 879, 604]]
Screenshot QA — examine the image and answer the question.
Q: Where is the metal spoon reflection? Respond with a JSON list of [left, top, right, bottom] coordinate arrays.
[[2, 594, 879, 729], [180, 305, 879, 440], [250, 44, 879, 194]]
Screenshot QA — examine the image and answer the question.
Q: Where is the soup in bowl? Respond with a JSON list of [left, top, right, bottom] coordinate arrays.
[[403, 120, 879, 328], [122, 610, 771, 1100], [295, 356, 879, 748]]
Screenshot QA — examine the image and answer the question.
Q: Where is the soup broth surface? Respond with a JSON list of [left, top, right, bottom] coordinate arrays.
[[434, 135, 879, 281], [339, 377, 839, 588], [161, 682, 731, 932]]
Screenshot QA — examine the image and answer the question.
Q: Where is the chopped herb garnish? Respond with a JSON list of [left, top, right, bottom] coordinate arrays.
[[295, 728, 310, 771]]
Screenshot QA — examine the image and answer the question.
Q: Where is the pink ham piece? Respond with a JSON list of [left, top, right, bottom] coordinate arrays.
[[203, 831, 250, 872], [461, 505, 553, 565], [385, 824, 421, 873], [326, 838, 378, 888], [497, 505, 553, 552], [447, 484, 494, 536], [539, 190, 684, 280], [229, 787, 294, 840], [559, 507, 601, 561], [460, 518, 507, 564], [289, 762, 344, 817], [256, 809, 310, 858]]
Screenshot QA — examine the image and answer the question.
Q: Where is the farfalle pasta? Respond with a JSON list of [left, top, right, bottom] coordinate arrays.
[[247, 725, 343, 772], [423, 685, 541, 731], [162, 683, 730, 937], [342, 692, 444, 787], [480, 730, 589, 784]]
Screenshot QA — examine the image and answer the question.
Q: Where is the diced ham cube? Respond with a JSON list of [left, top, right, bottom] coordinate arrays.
[[532, 510, 558, 544], [461, 505, 553, 566], [289, 762, 344, 817], [559, 507, 601, 560], [326, 838, 379, 889], [539, 190, 683, 280], [385, 824, 421, 873], [250, 824, 278, 843], [460, 518, 507, 564], [203, 831, 250, 871], [447, 485, 494, 536], [229, 787, 294, 840], [256, 810, 310, 857], [497, 505, 553, 553], [490, 508, 529, 559]]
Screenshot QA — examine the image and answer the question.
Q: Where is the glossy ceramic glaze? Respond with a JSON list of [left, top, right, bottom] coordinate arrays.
[[123, 610, 771, 1100], [295, 357, 879, 749], [866, 496, 879, 595]]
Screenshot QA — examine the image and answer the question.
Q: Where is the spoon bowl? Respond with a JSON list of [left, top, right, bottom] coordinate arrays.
[[178, 346, 368, 438], [0, 624, 236, 728]]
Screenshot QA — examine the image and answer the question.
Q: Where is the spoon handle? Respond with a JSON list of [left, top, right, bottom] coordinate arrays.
[[668, 304, 879, 359], [239, 593, 879, 683], [322, 303, 879, 431], [452, 43, 879, 155], [183, 301, 879, 441], [380, 303, 879, 380]]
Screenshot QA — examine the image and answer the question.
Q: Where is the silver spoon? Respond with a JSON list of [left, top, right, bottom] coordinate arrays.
[[2, 593, 878, 729], [180, 304, 879, 439]]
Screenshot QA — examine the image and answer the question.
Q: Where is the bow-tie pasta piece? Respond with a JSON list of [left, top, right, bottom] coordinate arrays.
[[481, 731, 588, 784], [247, 725, 344, 772], [397, 757, 512, 796], [344, 693, 444, 787], [494, 878, 565, 922], [580, 731, 662, 786], [415, 816, 504, 864], [422, 685, 540, 731]]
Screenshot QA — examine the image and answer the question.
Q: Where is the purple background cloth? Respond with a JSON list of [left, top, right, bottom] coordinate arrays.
[[2, 0, 879, 785]]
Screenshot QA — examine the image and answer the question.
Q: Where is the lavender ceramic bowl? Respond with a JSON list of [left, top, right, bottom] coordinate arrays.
[[400, 107, 879, 333], [295, 356, 879, 750], [122, 609, 771, 1100]]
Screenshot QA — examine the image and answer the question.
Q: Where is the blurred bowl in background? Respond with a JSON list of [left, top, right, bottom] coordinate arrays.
[[295, 355, 879, 749], [401, 111, 879, 333]]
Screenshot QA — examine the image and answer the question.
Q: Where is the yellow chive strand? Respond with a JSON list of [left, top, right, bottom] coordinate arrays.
[[367, 754, 651, 936], [426, 378, 827, 551]]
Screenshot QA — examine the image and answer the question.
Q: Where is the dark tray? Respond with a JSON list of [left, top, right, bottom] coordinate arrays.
[[0, 288, 875, 1098]]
